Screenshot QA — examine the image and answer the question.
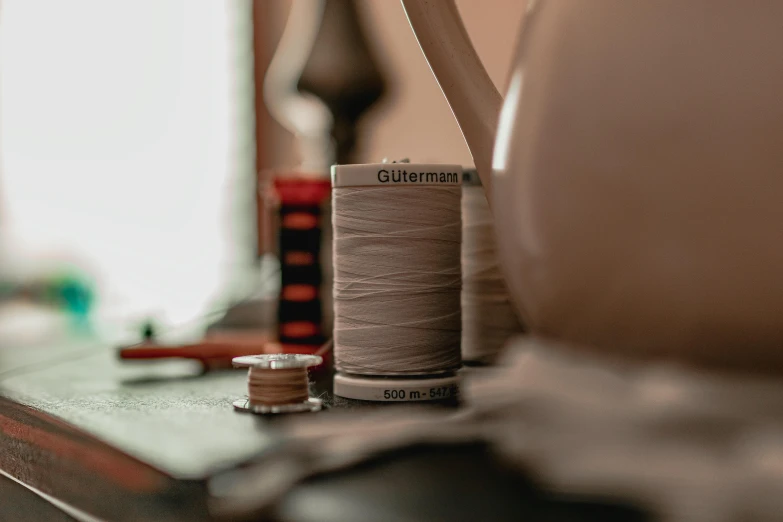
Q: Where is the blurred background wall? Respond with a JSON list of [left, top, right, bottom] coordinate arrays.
[[0, 0, 524, 332], [263, 0, 525, 167]]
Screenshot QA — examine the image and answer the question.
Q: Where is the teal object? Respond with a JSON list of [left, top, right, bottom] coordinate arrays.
[[58, 277, 92, 317], [45, 273, 94, 321], [0, 269, 94, 327]]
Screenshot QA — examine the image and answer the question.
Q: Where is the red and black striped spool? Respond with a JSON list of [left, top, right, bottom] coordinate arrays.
[[273, 177, 331, 351]]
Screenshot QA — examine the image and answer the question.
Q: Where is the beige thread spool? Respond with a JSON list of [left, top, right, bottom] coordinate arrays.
[[461, 169, 524, 364], [331, 163, 462, 402], [232, 354, 322, 414]]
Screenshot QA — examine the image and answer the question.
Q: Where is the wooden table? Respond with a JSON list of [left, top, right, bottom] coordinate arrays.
[[0, 307, 649, 521], [0, 306, 283, 520]]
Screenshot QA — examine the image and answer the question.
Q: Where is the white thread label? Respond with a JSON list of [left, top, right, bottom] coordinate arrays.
[[332, 163, 463, 187], [334, 373, 460, 402], [379, 384, 458, 401]]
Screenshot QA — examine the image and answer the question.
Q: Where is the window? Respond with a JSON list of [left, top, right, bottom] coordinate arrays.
[[0, 0, 254, 330]]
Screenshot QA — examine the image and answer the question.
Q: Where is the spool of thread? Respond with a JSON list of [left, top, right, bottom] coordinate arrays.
[[232, 354, 322, 414], [273, 177, 332, 349], [331, 163, 462, 402], [461, 169, 525, 364]]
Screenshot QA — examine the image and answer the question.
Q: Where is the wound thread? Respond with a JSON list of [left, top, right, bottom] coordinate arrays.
[[232, 354, 322, 414], [247, 367, 309, 406], [461, 173, 524, 363], [332, 164, 462, 377]]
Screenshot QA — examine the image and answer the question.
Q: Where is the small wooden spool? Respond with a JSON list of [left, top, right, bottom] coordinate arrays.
[[232, 354, 322, 414]]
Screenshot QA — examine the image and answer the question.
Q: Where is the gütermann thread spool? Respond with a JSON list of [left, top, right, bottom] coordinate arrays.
[[331, 163, 462, 402]]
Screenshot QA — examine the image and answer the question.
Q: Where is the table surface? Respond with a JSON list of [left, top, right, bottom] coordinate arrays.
[[1, 343, 279, 480], [0, 306, 650, 522], [0, 305, 285, 520]]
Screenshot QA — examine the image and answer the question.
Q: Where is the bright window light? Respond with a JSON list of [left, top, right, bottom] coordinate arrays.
[[0, 0, 249, 329]]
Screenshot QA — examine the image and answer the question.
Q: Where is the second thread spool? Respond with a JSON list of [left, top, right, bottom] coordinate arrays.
[[461, 169, 525, 364]]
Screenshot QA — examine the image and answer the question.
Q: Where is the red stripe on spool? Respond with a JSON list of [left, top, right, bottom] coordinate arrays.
[[274, 178, 331, 205], [280, 321, 319, 339], [284, 251, 315, 266], [282, 212, 318, 230], [282, 284, 318, 302]]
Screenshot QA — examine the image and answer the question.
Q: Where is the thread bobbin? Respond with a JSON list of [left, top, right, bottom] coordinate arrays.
[[331, 163, 463, 403], [232, 354, 322, 414]]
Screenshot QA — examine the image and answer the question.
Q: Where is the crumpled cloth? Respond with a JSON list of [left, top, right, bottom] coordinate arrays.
[[210, 337, 783, 521]]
